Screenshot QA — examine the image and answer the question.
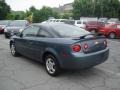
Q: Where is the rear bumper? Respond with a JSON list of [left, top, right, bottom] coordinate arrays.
[[60, 48, 109, 69]]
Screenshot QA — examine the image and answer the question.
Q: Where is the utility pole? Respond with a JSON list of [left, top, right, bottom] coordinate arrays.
[[101, 5, 103, 17], [92, 0, 96, 16]]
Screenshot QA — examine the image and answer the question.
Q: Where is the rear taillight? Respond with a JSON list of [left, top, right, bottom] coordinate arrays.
[[72, 44, 81, 52], [104, 40, 107, 47]]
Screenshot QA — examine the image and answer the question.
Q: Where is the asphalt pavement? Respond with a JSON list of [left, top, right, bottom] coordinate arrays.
[[0, 34, 120, 90]]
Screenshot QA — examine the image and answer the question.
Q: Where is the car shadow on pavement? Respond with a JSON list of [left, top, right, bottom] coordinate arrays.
[[19, 55, 112, 78]]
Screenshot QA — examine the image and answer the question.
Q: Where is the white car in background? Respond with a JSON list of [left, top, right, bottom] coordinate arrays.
[[74, 20, 87, 28], [64, 20, 87, 29], [41, 19, 67, 23], [107, 18, 119, 24], [54, 19, 67, 22]]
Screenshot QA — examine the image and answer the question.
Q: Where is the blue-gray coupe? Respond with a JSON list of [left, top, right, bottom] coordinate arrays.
[[10, 23, 109, 76]]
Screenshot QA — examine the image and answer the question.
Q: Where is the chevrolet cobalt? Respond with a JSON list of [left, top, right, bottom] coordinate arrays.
[[10, 23, 109, 76]]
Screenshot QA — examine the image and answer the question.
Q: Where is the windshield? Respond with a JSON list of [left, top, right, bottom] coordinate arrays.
[[52, 24, 90, 38], [0, 21, 9, 25], [9, 21, 26, 27]]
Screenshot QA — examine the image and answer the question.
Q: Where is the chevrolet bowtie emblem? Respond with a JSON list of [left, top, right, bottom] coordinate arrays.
[[95, 41, 99, 45]]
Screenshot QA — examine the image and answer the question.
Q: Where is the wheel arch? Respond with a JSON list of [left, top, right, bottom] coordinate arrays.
[[108, 31, 116, 36], [108, 31, 117, 38], [42, 48, 62, 67], [10, 40, 14, 47], [108, 31, 116, 34]]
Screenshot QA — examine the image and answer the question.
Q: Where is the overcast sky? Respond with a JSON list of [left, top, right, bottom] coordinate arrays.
[[6, 0, 74, 11]]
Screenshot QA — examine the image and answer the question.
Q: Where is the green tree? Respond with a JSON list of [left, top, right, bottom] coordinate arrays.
[[73, 0, 93, 19], [6, 11, 25, 20], [39, 6, 54, 21], [0, 0, 11, 20], [25, 6, 60, 23], [61, 13, 72, 19], [73, 0, 120, 19]]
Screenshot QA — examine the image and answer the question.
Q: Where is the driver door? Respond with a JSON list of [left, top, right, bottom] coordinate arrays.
[[15, 25, 40, 58]]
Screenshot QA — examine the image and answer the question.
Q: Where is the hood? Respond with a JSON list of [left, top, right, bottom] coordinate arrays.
[[5, 26, 25, 33], [6, 26, 24, 30], [0, 25, 6, 29]]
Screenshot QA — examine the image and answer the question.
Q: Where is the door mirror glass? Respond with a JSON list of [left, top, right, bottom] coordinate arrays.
[[19, 33, 23, 37]]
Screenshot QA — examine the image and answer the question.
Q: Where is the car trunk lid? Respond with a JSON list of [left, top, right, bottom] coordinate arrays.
[[73, 35, 107, 54]]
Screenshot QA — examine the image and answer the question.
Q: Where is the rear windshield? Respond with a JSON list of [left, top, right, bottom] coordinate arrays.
[[52, 24, 90, 38], [9, 21, 27, 27], [0, 21, 9, 25]]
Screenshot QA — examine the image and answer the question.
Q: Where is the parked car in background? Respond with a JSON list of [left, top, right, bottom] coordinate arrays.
[[0, 20, 11, 34], [85, 21, 105, 34], [54, 19, 67, 22], [10, 23, 109, 76], [107, 18, 119, 25], [48, 19, 57, 22], [116, 21, 120, 24], [64, 20, 87, 28], [99, 23, 120, 39], [80, 17, 98, 22], [42, 19, 67, 23], [74, 20, 87, 28], [4, 20, 29, 38], [98, 18, 108, 24], [64, 20, 75, 25]]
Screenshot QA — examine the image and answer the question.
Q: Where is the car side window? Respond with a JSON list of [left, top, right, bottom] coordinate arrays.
[[77, 21, 81, 24], [111, 25, 117, 28], [22, 26, 40, 37], [117, 25, 120, 29], [38, 29, 52, 38], [83, 21, 86, 24]]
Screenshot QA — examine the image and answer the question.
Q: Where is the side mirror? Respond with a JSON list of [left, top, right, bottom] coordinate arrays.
[[19, 29, 24, 37], [20, 33, 23, 37]]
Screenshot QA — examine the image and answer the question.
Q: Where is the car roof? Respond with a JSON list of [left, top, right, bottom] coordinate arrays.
[[33, 22, 67, 27], [105, 23, 120, 27]]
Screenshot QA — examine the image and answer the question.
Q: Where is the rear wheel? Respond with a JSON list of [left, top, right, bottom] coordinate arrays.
[[10, 43, 19, 56], [108, 32, 116, 39], [45, 54, 61, 76]]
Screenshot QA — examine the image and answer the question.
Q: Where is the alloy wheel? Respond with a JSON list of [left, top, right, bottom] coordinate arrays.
[[11, 44, 16, 56], [45, 55, 60, 76], [109, 33, 116, 39], [46, 57, 56, 74]]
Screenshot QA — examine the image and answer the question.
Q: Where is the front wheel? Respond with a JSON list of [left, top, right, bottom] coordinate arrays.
[[108, 32, 116, 39], [10, 43, 19, 56], [45, 55, 61, 76]]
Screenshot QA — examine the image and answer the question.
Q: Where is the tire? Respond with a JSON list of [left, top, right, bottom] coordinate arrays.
[[5, 34, 9, 38], [10, 43, 19, 57], [108, 32, 116, 39], [45, 54, 61, 76]]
